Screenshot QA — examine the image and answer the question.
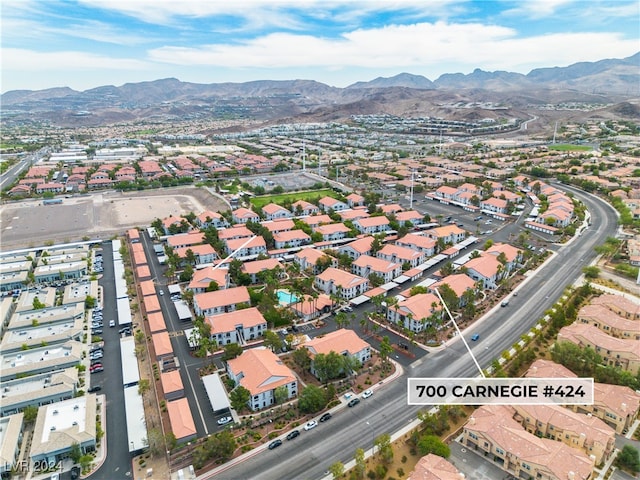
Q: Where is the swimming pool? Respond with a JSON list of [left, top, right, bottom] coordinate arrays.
[[276, 289, 300, 306]]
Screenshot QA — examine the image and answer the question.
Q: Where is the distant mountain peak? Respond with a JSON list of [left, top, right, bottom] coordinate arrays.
[[347, 72, 435, 90]]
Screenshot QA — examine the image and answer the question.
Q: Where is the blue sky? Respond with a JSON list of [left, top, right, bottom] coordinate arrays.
[[1, 0, 638, 93]]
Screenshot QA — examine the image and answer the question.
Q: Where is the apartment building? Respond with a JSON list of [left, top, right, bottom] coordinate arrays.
[[558, 323, 640, 374], [462, 405, 594, 480], [226, 347, 297, 411], [314, 268, 369, 300], [386, 293, 442, 333], [206, 307, 267, 345]]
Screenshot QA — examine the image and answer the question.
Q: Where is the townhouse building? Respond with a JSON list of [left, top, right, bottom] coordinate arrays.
[[262, 203, 292, 221], [241, 258, 283, 283], [480, 197, 509, 214], [302, 329, 371, 379], [226, 347, 297, 411], [193, 286, 250, 316], [377, 244, 425, 268], [512, 404, 615, 464], [218, 225, 253, 241], [346, 193, 365, 208], [166, 232, 206, 250], [206, 307, 267, 345], [462, 405, 594, 480], [424, 225, 466, 246], [314, 223, 352, 241], [174, 244, 218, 265], [577, 304, 640, 340], [395, 210, 423, 226], [291, 200, 319, 216], [386, 293, 442, 333], [261, 219, 295, 234], [352, 255, 402, 283], [187, 267, 230, 293], [273, 229, 311, 249], [338, 209, 370, 222], [408, 454, 462, 480], [395, 233, 436, 256], [338, 236, 374, 260], [293, 248, 332, 275], [318, 196, 349, 212], [195, 210, 228, 229], [232, 207, 260, 224], [353, 216, 390, 234], [225, 236, 267, 257], [429, 273, 476, 306], [557, 323, 640, 374], [314, 268, 369, 300], [590, 294, 640, 320], [463, 254, 501, 289], [298, 214, 333, 229]]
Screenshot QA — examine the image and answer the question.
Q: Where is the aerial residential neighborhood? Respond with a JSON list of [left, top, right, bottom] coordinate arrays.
[[2, 4, 640, 479]]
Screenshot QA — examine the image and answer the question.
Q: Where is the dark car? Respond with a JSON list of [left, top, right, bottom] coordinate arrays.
[[286, 430, 300, 440], [87, 386, 102, 393], [71, 466, 81, 479], [348, 398, 360, 407], [319, 412, 332, 422], [268, 439, 283, 450]]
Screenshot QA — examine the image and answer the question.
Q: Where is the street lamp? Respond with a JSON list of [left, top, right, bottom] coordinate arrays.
[[366, 421, 375, 455]]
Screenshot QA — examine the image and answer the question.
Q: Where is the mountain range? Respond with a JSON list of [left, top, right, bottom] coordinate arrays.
[[2, 53, 638, 128]]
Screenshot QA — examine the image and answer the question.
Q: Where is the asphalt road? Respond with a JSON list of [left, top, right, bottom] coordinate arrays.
[[206, 186, 619, 479], [90, 243, 133, 480], [0, 147, 47, 191]]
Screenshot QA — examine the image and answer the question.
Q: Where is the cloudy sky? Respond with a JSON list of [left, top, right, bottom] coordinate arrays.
[[2, 0, 638, 93]]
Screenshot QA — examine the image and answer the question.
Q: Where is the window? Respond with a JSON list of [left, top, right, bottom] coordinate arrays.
[[468, 432, 478, 440], [522, 463, 531, 471], [495, 447, 505, 455]]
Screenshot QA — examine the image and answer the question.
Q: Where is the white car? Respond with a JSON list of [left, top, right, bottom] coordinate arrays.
[[109, 320, 116, 328], [217, 416, 233, 425], [362, 389, 373, 399], [304, 420, 318, 431]]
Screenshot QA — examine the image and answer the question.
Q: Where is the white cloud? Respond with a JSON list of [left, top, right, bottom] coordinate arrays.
[[2, 48, 150, 71], [147, 21, 638, 73], [502, 0, 576, 19], [75, 0, 466, 25]]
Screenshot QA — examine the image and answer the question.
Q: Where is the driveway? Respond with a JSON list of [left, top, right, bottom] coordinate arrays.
[[449, 440, 515, 480]]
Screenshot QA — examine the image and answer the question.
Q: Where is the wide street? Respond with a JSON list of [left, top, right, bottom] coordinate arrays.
[[204, 187, 618, 479]]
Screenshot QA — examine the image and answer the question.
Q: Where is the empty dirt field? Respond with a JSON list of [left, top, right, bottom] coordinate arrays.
[[0, 186, 229, 251]]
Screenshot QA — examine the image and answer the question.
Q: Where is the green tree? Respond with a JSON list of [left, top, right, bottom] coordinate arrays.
[[374, 433, 393, 464], [32, 296, 45, 310], [378, 336, 393, 365], [328, 461, 344, 479], [263, 330, 283, 352], [298, 385, 327, 413], [138, 378, 150, 398], [615, 445, 640, 475], [222, 343, 243, 361], [23, 405, 38, 424], [84, 295, 97, 309], [69, 442, 82, 463], [229, 386, 251, 411], [165, 432, 177, 451], [274, 385, 289, 408], [437, 284, 459, 311], [417, 434, 450, 458], [354, 447, 366, 479], [582, 266, 600, 279], [293, 346, 311, 371]]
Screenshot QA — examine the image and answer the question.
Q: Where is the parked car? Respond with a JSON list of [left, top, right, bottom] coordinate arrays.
[[87, 386, 102, 393], [70, 466, 81, 479], [109, 320, 116, 327], [217, 416, 233, 425], [362, 389, 373, 399], [319, 412, 332, 422], [268, 439, 283, 450], [348, 398, 361, 407], [286, 430, 300, 440], [304, 420, 318, 431]]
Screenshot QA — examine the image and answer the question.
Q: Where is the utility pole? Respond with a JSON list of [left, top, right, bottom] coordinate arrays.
[[409, 169, 415, 210]]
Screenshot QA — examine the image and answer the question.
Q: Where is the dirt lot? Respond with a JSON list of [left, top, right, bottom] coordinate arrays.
[[0, 186, 229, 250]]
